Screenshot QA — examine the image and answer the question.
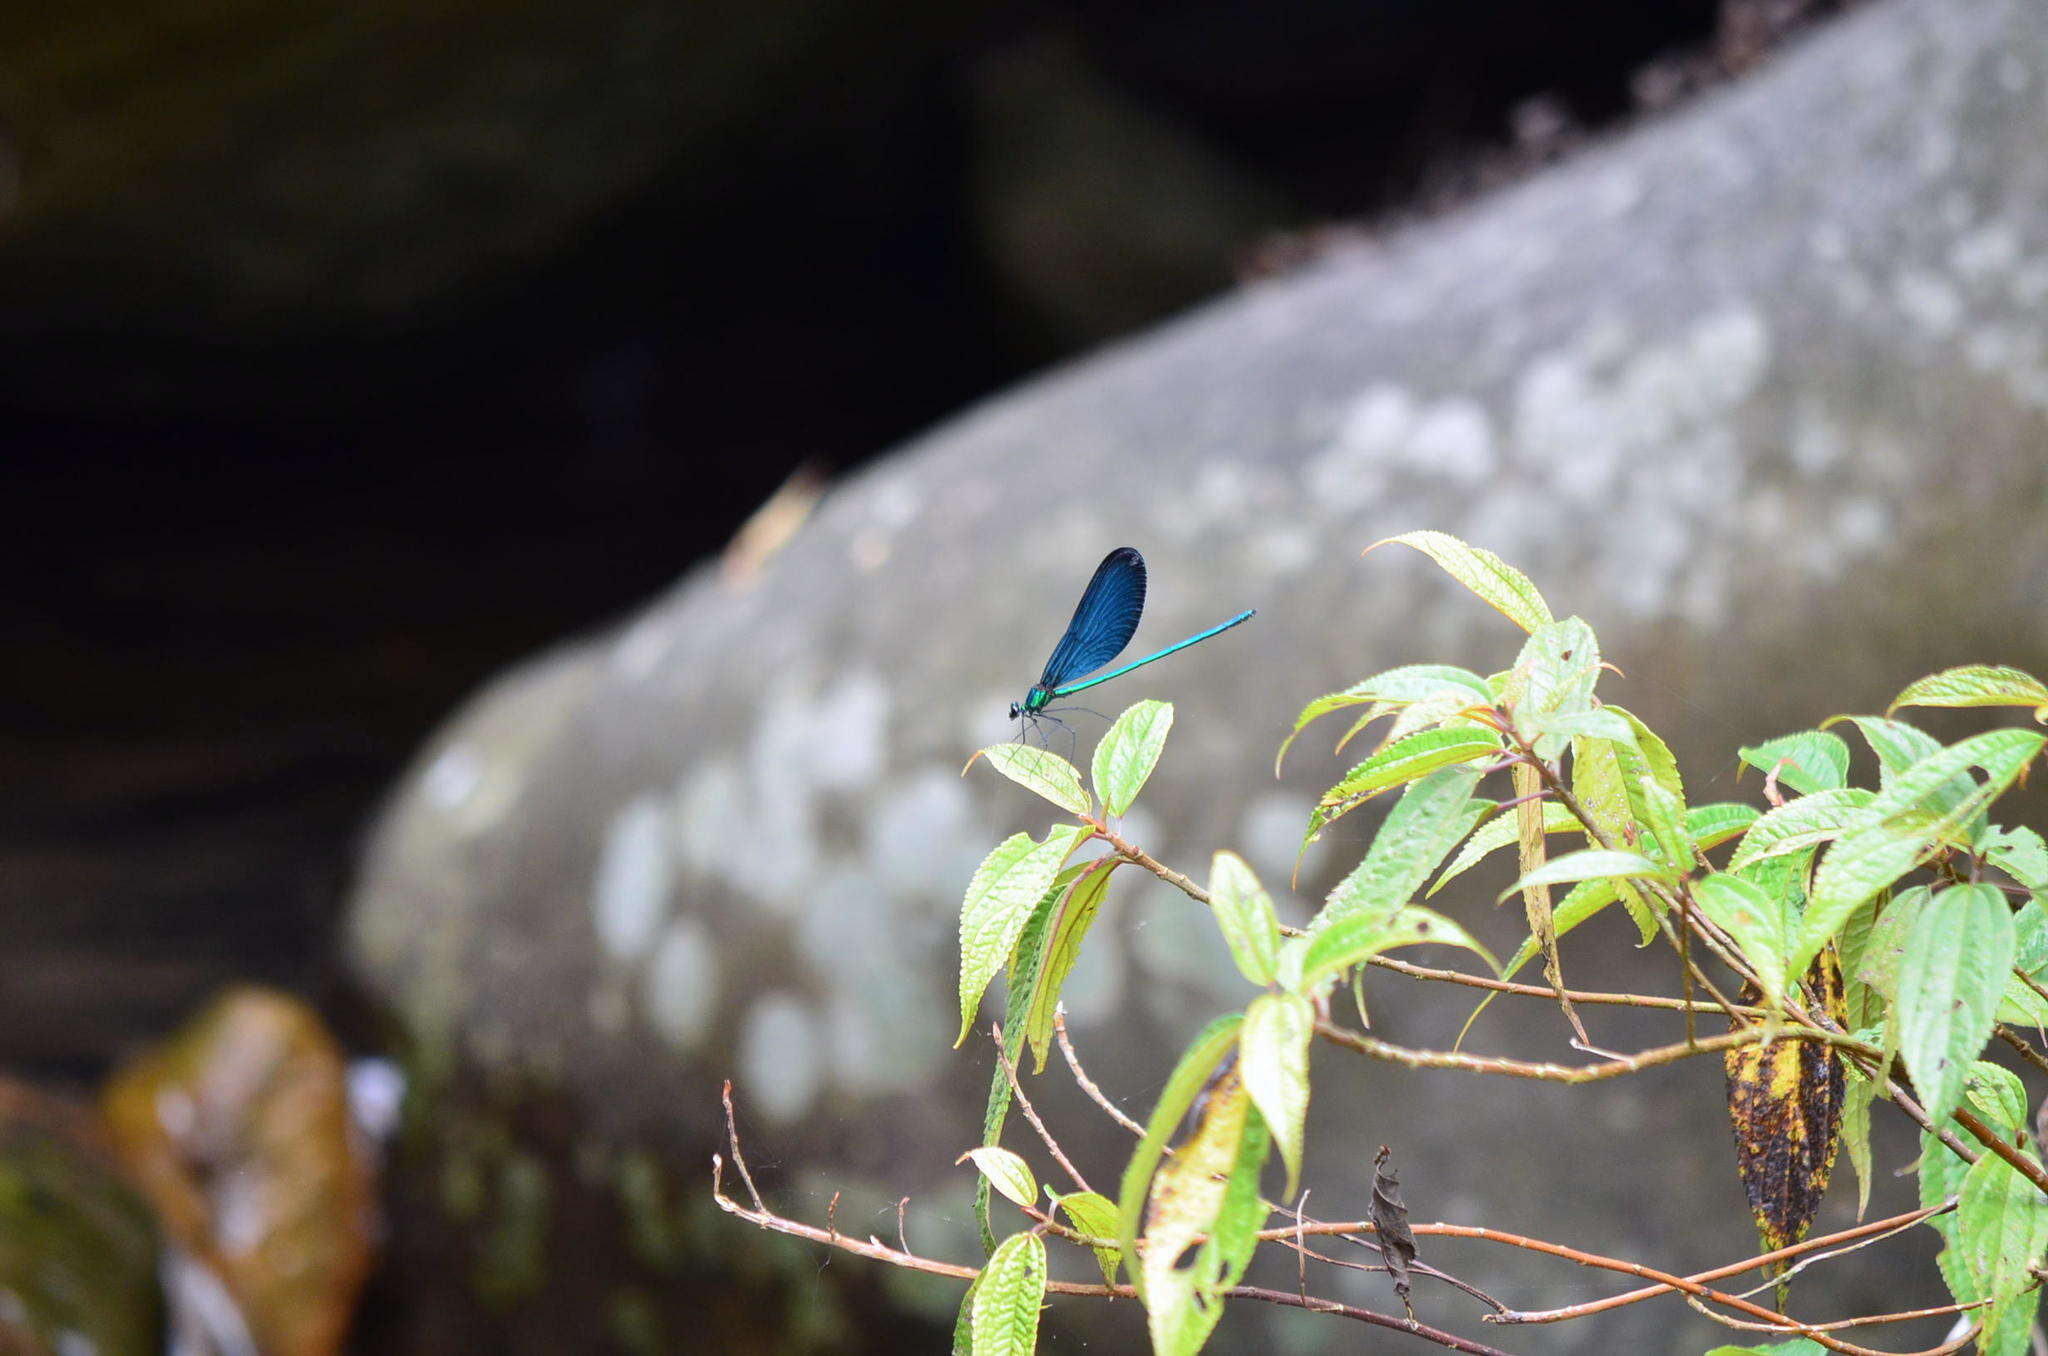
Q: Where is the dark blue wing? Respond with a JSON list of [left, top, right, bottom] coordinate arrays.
[[1038, 547, 1147, 688]]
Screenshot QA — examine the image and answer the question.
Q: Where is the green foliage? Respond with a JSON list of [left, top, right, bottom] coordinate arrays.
[[920, 535, 2048, 1355]]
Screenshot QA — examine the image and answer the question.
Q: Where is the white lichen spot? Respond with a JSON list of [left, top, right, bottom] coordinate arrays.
[[866, 769, 977, 897], [1245, 525, 1317, 577], [1807, 222, 1850, 262], [1998, 54, 2030, 94], [643, 917, 717, 1051], [672, 758, 748, 879], [1833, 497, 1891, 554], [809, 671, 890, 791], [739, 995, 823, 1124], [1790, 400, 1847, 475], [1514, 355, 1618, 503], [1238, 791, 1316, 886], [1893, 269, 1963, 341], [610, 613, 674, 682], [420, 743, 483, 811], [1401, 398, 1496, 482], [1950, 223, 2020, 282], [1685, 310, 1771, 410], [592, 797, 672, 961], [1306, 385, 1412, 512]]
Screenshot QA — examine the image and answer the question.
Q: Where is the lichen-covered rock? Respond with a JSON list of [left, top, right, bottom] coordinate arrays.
[[0, 1081, 162, 1355], [345, 0, 2048, 1349]]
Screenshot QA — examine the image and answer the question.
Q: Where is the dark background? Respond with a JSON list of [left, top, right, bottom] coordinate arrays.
[[1, 0, 1845, 1078]]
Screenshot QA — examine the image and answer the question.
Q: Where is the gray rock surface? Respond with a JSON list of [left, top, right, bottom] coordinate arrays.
[[347, 0, 2048, 1349]]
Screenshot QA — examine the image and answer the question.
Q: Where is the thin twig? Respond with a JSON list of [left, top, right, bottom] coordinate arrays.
[[1313, 1021, 1871, 1083], [713, 1152, 1514, 1354], [720, 1079, 766, 1211], [1365, 953, 1764, 1015], [1997, 1024, 2048, 1078], [1093, 820, 1308, 937], [991, 1023, 1092, 1194], [1055, 1009, 1145, 1138], [1681, 1291, 1982, 1343]]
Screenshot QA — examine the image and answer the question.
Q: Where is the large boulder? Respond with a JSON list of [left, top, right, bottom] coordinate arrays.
[[346, 0, 2048, 1349]]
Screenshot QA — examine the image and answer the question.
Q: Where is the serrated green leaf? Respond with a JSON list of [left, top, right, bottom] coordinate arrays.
[[1506, 617, 1601, 759], [1093, 700, 1174, 818], [1984, 826, 2048, 891], [961, 1147, 1037, 1211], [1965, 1062, 2030, 1135], [967, 1232, 1046, 1356], [1142, 1081, 1271, 1356], [1052, 1190, 1121, 1286], [973, 743, 1091, 816], [1277, 666, 1493, 772], [1022, 860, 1118, 1072], [1569, 732, 1663, 942], [1319, 727, 1501, 807], [1636, 772, 1690, 867], [1848, 885, 1928, 1003], [1896, 884, 2014, 1127], [1209, 852, 1281, 987], [958, 826, 1086, 1046], [1695, 875, 1794, 1006], [1240, 992, 1313, 1196], [1958, 1150, 2048, 1353], [1891, 664, 2048, 719], [1687, 802, 1760, 851], [1368, 530, 1553, 633], [1318, 767, 1486, 930], [1499, 848, 1667, 900], [1302, 905, 1499, 992], [1793, 729, 2046, 974], [1727, 789, 1875, 871], [1738, 731, 1850, 795], [1841, 1069, 1875, 1221], [1343, 690, 1497, 759], [1431, 801, 1579, 896], [1116, 1015, 1244, 1289], [1703, 1341, 1825, 1356], [1522, 706, 1639, 751], [975, 874, 1073, 1251]]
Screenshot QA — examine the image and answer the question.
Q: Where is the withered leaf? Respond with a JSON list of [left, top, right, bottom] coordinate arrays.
[[1370, 1144, 1417, 1319]]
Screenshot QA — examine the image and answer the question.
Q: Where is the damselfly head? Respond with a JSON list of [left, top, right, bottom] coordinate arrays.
[[1008, 701, 1022, 720]]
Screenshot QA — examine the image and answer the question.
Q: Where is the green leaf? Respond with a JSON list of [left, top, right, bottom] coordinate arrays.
[[1052, 1190, 1121, 1286], [972, 743, 1091, 817], [1847, 885, 1928, 1002], [1303, 906, 1498, 992], [1636, 773, 1690, 868], [960, 1147, 1037, 1211], [1431, 802, 1579, 896], [1499, 848, 1667, 900], [1694, 875, 1794, 1006], [1522, 706, 1640, 751], [1794, 728, 2047, 975], [1280, 664, 1491, 760], [1891, 664, 2048, 719], [1116, 1015, 1244, 1287], [1093, 700, 1174, 818], [1895, 884, 2014, 1127], [1367, 530, 1553, 633], [1208, 852, 1281, 987], [1738, 731, 1850, 795], [957, 826, 1087, 1046], [1137, 1074, 1268, 1356], [1840, 1068, 1875, 1221], [1568, 732, 1664, 942], [1958, 1151, 2048, 1351], [1984, 826, 2048, 890], [1239, 992, 1314, 1196], [1317, 767, 1487, 930], [1965, 1062, 2030, 1135], [1727, 789, 1875, 871], [1021, 861, 1119, 1072], [1506, 617, 1601, 758], [975, 874, 1072, 1250], [1686, 802, 1760, 851], [1826, 715, 1949, 800], [966, 1232, 1047, 1356], [1319, 727, 1501, 807], [1704, 1341, 1825, 1356]]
